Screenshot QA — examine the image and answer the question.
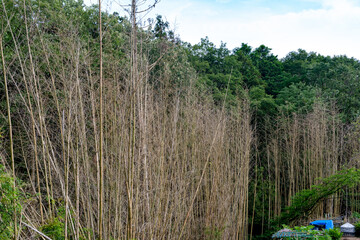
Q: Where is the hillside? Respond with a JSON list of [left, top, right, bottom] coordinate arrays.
[[1, 1, 360, 239]]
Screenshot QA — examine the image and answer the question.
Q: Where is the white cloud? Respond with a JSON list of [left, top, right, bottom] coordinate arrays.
[[83, 0, 360, 59], [163, 0, 360, 59], [308, 0, 357, 9], [232, 0, 360, 58], [215, 0, 232, 3]]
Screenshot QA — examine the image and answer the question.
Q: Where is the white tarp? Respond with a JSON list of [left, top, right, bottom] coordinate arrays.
[[340, 223, 355, 233]]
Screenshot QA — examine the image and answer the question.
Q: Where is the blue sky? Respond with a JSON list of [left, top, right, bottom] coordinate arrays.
[[198, 0, 322, 14], [84, 0, 360, 59]]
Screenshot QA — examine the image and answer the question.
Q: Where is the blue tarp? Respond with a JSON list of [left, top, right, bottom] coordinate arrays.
[[309, 220, 334, 230]]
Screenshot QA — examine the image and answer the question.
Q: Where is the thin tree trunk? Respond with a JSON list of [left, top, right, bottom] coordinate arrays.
[[1, 32, 17, 240], [98, 0, 104, 239]]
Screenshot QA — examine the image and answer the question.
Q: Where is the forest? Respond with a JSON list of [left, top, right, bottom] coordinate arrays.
[[1, 0, 360, 239]]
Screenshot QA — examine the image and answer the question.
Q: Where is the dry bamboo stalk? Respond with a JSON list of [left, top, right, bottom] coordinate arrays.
[[23, 1, 53, 219], [98, 0, 104, 239], [1, 0, 45, 224], [1, 32, 17, 240]]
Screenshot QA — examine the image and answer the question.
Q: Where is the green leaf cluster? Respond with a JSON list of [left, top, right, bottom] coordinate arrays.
[[279, 168, 360, 224], [278, 224, 334, 240], [0, 165, 21, 239], [39, 205, 93, 240], [355, 222, 360, 237], [186, 39, 360, 122], [324, 228, 343, 240]]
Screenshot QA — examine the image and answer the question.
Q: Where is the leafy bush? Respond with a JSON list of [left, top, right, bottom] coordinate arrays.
[[0, 165, 21, 239], [40, 217, 65, 240], [204, 225, 224, 240], [317, 235, 332, 240], [40, 205, 69, 240], [355, 222, 360, 237], [325, 228, 343, 240], [40, 205, 93, 240], [352, 211, 360, 219], [281, 224, 333, 240]]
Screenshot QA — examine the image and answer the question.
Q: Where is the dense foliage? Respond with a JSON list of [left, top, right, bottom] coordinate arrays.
[[279, 168, 360, 224], [355, 222, 360, 237], [2, 0, 360, 239], [0, 165, 21, 239], [186, 39, 360, 122]]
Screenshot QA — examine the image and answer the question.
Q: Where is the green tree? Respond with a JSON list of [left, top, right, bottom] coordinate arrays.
[[187, 37, 244, 105], [282, 49, 360, 121], [276, 82, 322, 114]]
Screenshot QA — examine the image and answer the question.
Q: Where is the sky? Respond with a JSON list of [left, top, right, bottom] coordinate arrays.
[[83, 0, 360, 59]]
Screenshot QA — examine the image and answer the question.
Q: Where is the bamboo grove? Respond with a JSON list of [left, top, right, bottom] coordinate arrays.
[[1, 0, 360, 239]]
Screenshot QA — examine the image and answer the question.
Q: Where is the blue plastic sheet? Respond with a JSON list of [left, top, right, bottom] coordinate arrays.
[[309, 220, 334, 230]]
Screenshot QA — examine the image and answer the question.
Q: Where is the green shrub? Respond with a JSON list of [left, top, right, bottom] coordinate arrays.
[[40, 205, 68, 240], [40, 217, 65, 240], [0, 165, 22, 239], [325, 228, 343, 240], [352, 211, 360, 219], [355, 222, 360, 237], [40, 205, 93, 240], [280, 225, 334, 240], [317, 235, 332, 240], [204, 225, 225, 240]]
